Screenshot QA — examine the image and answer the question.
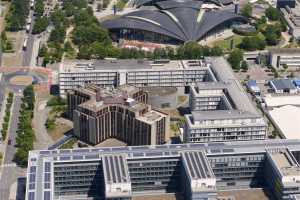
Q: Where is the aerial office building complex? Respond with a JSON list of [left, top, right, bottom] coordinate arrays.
[[26, 139, 300, 200], [59, 59, 213, 97], [67, 84, 169, 145], [184, 57, 267, 143]]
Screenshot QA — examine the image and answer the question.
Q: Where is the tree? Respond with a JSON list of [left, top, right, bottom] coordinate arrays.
[[72, 24, 111, 47], [62, 2, 75, 17], [264, 24, 281, 45], [241, 60, 249, 71], [38, 44, 48, 57], [77, 45, 92, 59], [241, 3, 252, 18], [34, 0, 45, 17], [265, 6, 280, 21], [177, 42, 203, 59], [5, 0, 30, 31], [227, 49, 243, 70], [239, 35, 266, 51], [49, 25, 66, 44], [51, 9, 67, 27], [1, 31, 13, 52], [32, 17, 49, 34]]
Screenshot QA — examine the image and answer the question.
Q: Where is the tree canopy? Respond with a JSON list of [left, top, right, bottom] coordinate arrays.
[[227, 49, 243, 70], [5, 0, 30, 31], [265, 6, 280, 21], [32, 17, 49, 34], [241, 3, 253, 18]]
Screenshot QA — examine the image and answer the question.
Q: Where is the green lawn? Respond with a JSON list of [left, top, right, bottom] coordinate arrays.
[[212, 35, 243, 51]]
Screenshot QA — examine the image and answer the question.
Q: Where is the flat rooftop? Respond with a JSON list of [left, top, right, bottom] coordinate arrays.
[[269, 48, 300, 54], [189, 57, 262, 121], [190, 110, 259, 121], [268, 149, 300, 176], [264, 95, 300, 107], [60, 59, 208, 72], [137, 110, 167, 123], [268, 105, 300, 139]]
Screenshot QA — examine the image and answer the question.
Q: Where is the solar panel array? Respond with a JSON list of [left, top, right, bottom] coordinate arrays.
[[26, 139, 300, 200], [102, 154, 130, 184], [181, 151, 214, 180], [43, 162, 52, 200]]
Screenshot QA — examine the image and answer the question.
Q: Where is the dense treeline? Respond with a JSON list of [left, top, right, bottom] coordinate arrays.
[[1, 92, 14, 140], [77, 41, 224, 60], [14, 85, 35, 167], [32, 0, 49, 34], [5, 0, 30, 31]]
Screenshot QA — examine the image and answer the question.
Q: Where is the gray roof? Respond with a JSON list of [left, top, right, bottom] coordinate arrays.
[[190, 110, 258, 121], [269, 48, 300, 54], [181, 151, 215, 180], [270, 79, 297, 90], [26, 139, 300, 200], [102, 0, 246, 43], [133, 0, 233, 8]]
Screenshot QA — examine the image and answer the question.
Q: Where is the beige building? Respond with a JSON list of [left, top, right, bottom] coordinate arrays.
[[67, 84, 170, 145]]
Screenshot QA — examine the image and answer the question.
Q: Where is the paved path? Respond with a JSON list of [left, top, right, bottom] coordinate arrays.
[[0, 95, 26, 200], [33, 100, 54, 150]]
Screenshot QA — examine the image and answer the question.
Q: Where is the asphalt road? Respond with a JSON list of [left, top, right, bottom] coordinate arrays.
[[22, 11, 36, 67], [0, 95, 26, 200]]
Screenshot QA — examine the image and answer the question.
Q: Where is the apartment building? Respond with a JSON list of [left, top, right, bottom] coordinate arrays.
[[25, 139, 300, 200], [67, 84, 169, 145], [59, 59, 213, 97], [184, 57, 267, 143]]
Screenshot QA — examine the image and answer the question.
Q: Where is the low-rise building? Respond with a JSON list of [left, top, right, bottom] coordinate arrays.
[[268, 105, 300, 139], [68, 84, 170, 145], [269, 48, 300, 69], [269, 79, 298, 94], [184, 57, 267, 143]]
